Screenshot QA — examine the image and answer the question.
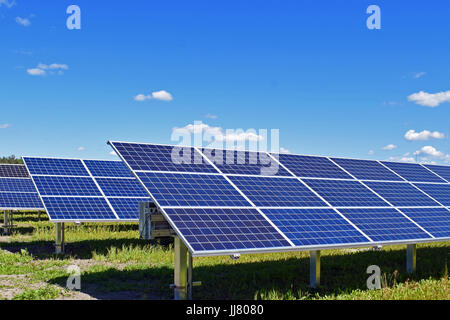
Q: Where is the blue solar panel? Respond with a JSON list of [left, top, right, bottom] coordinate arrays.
[[399, 208, 450, 239], [84, 160, 132, 178], [261, 208, 368, 246], [339, 208, 432, 242], [108, 197, 152, 220], [277, 154, 353, 179], [303, 179, 389, 207], [202, 149, 292, 176], [96, 178, 148, 197], [24, 158, 89, 176], [164, 207, 291, 251], [33, 176, 102, 196], [363, 181, 441, 207], [42, 196, 116, 220], [381, 161, 446, 183], [0, 164, 29, 178], [110, 142, 218, 173], [136, 172, 251, 207], [229, 176, 328, 207], [0, 178, 37, 193], [423, 164, 450, 182], [0, 192, 43, 209], [331, 158, 404, 181], [413, 183, 450, 206]]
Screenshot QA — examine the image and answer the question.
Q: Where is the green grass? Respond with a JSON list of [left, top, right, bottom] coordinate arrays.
[[0, 212, 448, 300]]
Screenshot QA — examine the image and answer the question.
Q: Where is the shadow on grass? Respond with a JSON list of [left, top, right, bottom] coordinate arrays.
[[45, 245, 449, 300]]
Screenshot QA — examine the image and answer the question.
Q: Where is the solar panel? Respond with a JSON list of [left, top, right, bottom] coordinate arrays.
[[423, 164, 450, 182], [0, 178, 37, 193], [338, 208, 432, 242], [23, 157, 151, 221], [413, 183, 450, 207], [399, 207, 450, 239], [136, 172, 251, 207], [261, 208, 369, 246], [331, 158, 404, 181], [0, 192, 43, 210], [109, 141, 450, 256], [381, 161, 446, 183], [202, 149, 292, 176], [277, 154, 353, 179], [84, 160, 132, 178], [0, 164, 29, 178], [303, 179, 389, 207], [165, 208, 291, 251], [363, 181, 441, 207], [111, 142, 218, 173], [228, 176, 327, 207]]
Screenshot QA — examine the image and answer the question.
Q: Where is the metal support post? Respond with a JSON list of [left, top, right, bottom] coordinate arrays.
[[310, 250, 321, 288], [55, 223, 65, 254], [173, 236, 188, 300], [406, 244, 416, 274], [187, 252, 193, 300]]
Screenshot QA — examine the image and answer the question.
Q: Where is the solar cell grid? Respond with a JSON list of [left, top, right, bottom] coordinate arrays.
[[96, 178, 149, 197], [84, 160, 132, 178], [110, 142, 218, 173], [0, 178, 38, 193], [363, 181, 441, 207], [202, 148, 291, 176], [339, 208, 432, 242], [229, 176, 328, 207], [0, 164, 29, 178], [24, 158, 89, 176], [137, 172, 251, 207], [42, 196, 116, 220], [108, 197, 152, 220], [164, 207, 291, 251], [277, 154, 353, 179], [303, 179, 389, 207], [424, 164, 450, 182], [381, 161, 446, 183], [399, 208, 450, 239], [0, 192, 43, 209], [413, 183, 450, 207], [33, 176, 102, 196], [261, 208, 369, 246], [331, 158, 404, 181]]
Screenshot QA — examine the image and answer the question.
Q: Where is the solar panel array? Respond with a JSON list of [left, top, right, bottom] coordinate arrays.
[[0, 164, 43, 210], [23, 158, 151, 221], [109, 141, 450, 256]]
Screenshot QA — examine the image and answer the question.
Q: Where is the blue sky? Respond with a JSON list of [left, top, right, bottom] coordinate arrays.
[[1, 0, 449, 164]]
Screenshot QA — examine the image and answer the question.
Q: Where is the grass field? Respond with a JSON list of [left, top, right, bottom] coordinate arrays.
[[0, 212, 448, 300]]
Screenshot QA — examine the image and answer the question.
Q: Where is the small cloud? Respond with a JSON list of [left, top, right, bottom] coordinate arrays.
[[382, 144, 397, 151], [368, 150, 375, 155], [26, 63, 68, 76], [134, 90, 173, 102], [387, 156, 416, 163], [27, 68, 46, 76], [0, 0, 16, 8], [205, 114, 218, 119], [77, 146, 85, 151], [279, 147, 291, 154], [109, 151, 117, 156], [414, 146, 450, 163], [404, 129, 445, 141], [408, 90, 450, 107], [15, 17, 31, 27], [0, 123, 12, 129], [412, 72, 426, 79]]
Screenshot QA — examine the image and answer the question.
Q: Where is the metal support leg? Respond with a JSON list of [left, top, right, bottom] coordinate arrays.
[[310, 250, 321, 288], [2, 210, 13, 235], [55, 223, 65, 254], [406, 244, 416, 274], [173, 236, 188, 300], [187, 252, 193, 300]]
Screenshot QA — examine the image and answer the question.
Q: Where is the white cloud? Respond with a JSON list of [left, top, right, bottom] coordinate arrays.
[[0, 123, 12, 129], [404, 129, 445, 141], [279, 147, 290, 154], [205, 114, 218, 119], [0, 0, 16, 8], [387, 156, 416, 163], [26, 63, 68, 76], [414, 146, 450, 163], [27, 68, 46, 76], [15, 17, 31, 27], [408, 90, 450, 107], [77, 146, 85, 151], [382, 144, 397, 151], [368, 150, 375, 155], [134, 90, 173, 102], [413, 72, 426, 79], [172, 123, 264, 143], [109, 151, 117, 156]]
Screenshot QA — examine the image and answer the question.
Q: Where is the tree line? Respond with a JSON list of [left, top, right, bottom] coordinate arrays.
[[0, 155, 23, 164]]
